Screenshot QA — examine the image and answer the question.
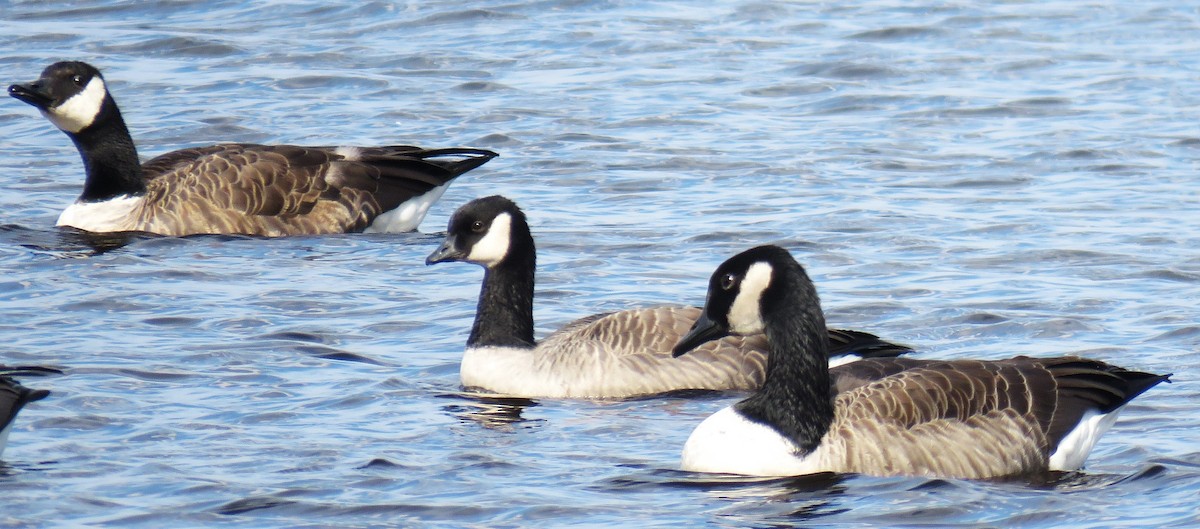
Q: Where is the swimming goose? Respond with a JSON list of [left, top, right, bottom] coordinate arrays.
[[8, 61, 498, 236], [425, 196, 911, 398], [672, 245, 1170, 479], [0, 374, 50, 458]]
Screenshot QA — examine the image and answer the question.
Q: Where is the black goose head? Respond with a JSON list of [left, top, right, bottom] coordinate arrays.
[[426, 195, 533, 269], [9, 61, 114, 134], [673, 245, 793, 357]]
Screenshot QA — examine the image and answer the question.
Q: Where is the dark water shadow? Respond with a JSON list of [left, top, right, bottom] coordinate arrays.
[[0, 224, 149, 256], [435, 391, 541, 430], [0, 365, 65, 378], [601, 469, 851, 523]]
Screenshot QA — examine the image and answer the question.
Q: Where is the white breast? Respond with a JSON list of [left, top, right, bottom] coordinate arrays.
[[681, 406, 828, 477], [460, 344, 663, 399], [55, 195, 144, 232], [460, 345, 572, 397]]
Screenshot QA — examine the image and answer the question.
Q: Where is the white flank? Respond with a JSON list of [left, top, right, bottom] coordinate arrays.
[[1048, 407, 1123, 470], [727, 262, 773, 335], [56, 195, 143, 233], [44, 77, 107, 133], [682, 406, 825, 476], [364, 183, 452, 233], [465, 212, 512, 267]]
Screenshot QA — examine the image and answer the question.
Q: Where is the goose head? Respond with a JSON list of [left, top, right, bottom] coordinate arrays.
[[673, 245, 795, 357], [10, 61, 113, 134], [426, 195, 533, 269]]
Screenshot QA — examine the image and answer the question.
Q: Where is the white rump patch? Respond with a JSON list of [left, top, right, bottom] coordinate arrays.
[[682, 406, 823, 476], [728, 261, 772, 336], [56, 195, 143, 232], [465, 211, 512, 267], [364, 183, 451, 233], [45, 77, 107, 133], [1048, 407, 1122, 470]]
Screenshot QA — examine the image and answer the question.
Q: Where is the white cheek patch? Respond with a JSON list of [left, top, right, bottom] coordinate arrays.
[[467, 212, 511, 267], [727, 261, 772, 335], [45, 77, 107, 133]]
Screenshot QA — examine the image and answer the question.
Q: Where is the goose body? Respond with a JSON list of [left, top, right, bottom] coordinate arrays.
[[0, 370, 52, 458], [426, 196, 911, 399], [9, 61, 498, 236], [673, 245, 1169, 479]]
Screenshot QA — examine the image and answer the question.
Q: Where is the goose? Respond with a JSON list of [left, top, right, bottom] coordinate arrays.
[[0, 372, 51, 458], [8, 61, 498, 236], [424, 196, 912, 399], [672, 245, 1170, 479]]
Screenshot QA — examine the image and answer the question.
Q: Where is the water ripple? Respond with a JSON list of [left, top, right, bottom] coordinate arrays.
[[1, 0, 1197, 527]]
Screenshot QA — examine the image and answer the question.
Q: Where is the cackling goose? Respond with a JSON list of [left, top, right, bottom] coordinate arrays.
[[425, 196, 912, 398], [672, 245, 1170, 479], [9, 61, 497, 236]]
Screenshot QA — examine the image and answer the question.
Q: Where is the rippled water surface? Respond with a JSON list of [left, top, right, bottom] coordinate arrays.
[[1, 1, 1199, 527]]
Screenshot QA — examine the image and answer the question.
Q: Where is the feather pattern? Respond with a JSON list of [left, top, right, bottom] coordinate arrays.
[[429, 197, 911, 398], [674, 245, 1170, 479], [126, 144, 494, 236]]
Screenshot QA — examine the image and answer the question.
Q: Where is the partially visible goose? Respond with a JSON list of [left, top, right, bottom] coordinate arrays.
[[425, 196, 911, 399], [0, 371, 51, 458], [672, 245, 1170, 479], [8, 61, 498, 236]]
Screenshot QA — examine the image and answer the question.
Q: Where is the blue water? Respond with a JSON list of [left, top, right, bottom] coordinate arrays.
[[1, 1, 1199, 527]]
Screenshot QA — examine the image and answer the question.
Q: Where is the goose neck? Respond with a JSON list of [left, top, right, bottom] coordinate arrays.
[[468, 250, 536, 349], [69, 104, 146, 202], [736, 276, 835, 453]]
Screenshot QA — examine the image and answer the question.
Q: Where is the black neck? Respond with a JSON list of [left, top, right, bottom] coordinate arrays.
[[734, 264, 835, 454], [467, 238, 537, 349], [66, 98, 146, 202]]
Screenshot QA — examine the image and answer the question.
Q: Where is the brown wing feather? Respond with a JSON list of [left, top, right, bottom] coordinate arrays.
[[133, 144, 497, 236], [821, 356, 1167, 478], [141, 145, 236, 182], [826, 360, 1051, 477], [537, 306, 770, 393], [536, 306, 911, 394]]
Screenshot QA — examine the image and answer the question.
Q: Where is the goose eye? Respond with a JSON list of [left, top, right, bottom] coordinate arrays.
[[720, 273, 737, 291], [71, 75, 84, 86], [470, 220, 486, 233]]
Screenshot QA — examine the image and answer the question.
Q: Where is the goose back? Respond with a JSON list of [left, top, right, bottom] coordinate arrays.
[[83, 144, 494, 236], [814, 356, 1168, 478]]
